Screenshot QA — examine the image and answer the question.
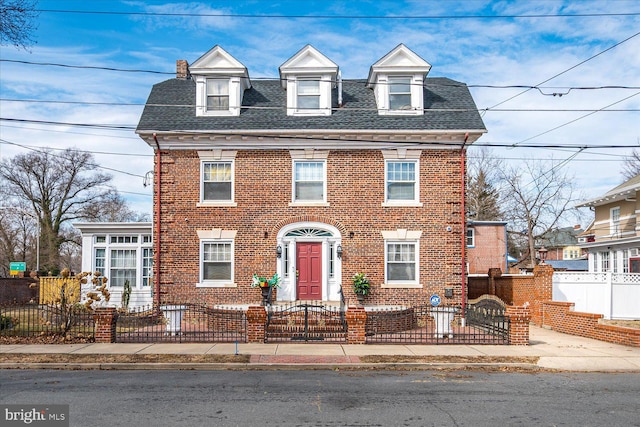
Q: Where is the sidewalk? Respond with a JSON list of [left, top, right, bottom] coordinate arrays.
[[1, 326, 639, 372]]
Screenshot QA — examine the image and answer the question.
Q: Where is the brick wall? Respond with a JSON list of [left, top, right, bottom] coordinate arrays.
[[155, 148, 464, 307], [466, 224, 506, 274], [542, 301, 640, 347]]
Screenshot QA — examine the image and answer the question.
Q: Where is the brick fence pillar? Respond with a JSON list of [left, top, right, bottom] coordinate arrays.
[[531, 264, 554, 325], [346, 306, 367, 344], [506, 305, 531, 345], [93, 307, 118, 343], [246, 305, 266, 343], [488, 268, 502, 295]]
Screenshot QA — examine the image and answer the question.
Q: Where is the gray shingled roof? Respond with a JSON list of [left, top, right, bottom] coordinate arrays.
[[136, 78, 486, 133]]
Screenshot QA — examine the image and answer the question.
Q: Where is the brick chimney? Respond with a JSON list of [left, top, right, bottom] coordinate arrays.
[[176, 60, 190, 79]]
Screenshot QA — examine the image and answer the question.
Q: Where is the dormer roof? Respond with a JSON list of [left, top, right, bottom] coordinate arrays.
[[367, 44, 432, 87], [190, 45, 250, 87], [278, 44, 339, 89]]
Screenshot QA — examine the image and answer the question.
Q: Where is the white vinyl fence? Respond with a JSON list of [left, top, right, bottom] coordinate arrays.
[[552, 272, 640, 320]]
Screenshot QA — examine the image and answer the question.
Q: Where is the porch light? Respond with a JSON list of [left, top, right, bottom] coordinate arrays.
[[538, 246, 548, 264], [276, 245, 282, 258], [336, 244, 343, 258]]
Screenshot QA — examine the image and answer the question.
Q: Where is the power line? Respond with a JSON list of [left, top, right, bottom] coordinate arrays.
[[513, 91, 640, 146], [3, 97, 639, 112], [2, 117, 638, 150], [487, 30, 640, 110], [2, 60, 639, 95], [0, 139, 146, 178], [34, 9, 640, 20]]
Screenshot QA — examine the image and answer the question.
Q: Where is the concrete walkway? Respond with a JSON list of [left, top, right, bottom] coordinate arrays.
[[1, 326, 639, 372]]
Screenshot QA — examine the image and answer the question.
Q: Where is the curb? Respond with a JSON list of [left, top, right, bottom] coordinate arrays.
[[0, 362, 541, 371]]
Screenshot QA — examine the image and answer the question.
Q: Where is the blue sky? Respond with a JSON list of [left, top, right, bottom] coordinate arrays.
[[1, 0, 639, 219]]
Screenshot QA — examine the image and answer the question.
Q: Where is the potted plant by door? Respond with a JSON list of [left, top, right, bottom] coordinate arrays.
[[251, 273, 281, 306], [352, 272, 370, 304]]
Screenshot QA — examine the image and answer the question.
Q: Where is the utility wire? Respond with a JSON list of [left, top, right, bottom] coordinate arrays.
[[0, 139, 146, 178], [34, 9, 640, 20], [487, 30, 640, 111]]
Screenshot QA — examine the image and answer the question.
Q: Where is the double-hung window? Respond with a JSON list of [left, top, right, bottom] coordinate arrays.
[[110, 249, 137, 287], [142, 248, 153, 287], [206, 78, 229, 111], [388, 77, 412, 110], [466, 228, 475, 247], [94, 248, 106, 277], [202, 162, 232, 202], [386, 161, 417, 202], [386, 242, 418, 283], [201, 241, 233, 283], [297, 79, 320, 111], [294, 161, 325, 202], [611, 207, 621, 237]]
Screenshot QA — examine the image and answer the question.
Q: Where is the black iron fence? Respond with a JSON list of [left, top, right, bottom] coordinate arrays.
[[365, 304, 510, 345], [115, 303, 247, 343], [266, 301, 348, 343], [0, 303, 95, 340]]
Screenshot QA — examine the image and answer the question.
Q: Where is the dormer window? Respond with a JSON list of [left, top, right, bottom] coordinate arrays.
[[279, 45, 338, 117], [367, 44, 431, 116], [206, 79, 229, 111], [297, 79, 321, 110], [388, 77, 412, 110], [189, 45, 250, 117]]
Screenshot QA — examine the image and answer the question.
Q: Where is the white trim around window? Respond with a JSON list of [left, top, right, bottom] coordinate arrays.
[[289, 150, 330, 206], [381, 149, 422, 207], [197, 150, 238, 207], [381, 229, 422, 288], [197, 229, 237, 287], [466, 228, 475, 247]]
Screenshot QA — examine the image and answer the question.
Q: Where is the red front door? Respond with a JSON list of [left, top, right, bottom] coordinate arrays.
[[297, 242, 322, 300]]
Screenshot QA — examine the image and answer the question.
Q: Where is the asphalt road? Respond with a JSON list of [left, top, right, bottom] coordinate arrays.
[[1, 369, 639, 426]]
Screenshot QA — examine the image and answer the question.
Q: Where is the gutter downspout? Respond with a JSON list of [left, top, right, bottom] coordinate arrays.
[[153, 133, 161, 306], [460, 133, 469, 327]]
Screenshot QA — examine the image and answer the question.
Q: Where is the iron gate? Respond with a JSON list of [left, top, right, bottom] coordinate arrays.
[[265, 302, 348, 343], [115, 303, 247, 343], [365, 304, 509, 344]]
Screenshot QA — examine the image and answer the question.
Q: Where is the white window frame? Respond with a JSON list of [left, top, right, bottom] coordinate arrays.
[[466, 228, 475, 247], [198, 151, 237, 207], [388, 76, 412, 111], [385, 160, 419, 203], [381, 150, 422, 207], [610, 206, 621, 236], [623, 249, 630, 273], [599, 251, 610, 272], [205, 78, 229, 111], [201, 161, 233, 202], [197, 229, 237, 287], [288, 151, 330, 206], [110, 249, 137, 287], [381, 229, 422, 288], [296, 78, 321, 112], [142, 248, 153, 287]]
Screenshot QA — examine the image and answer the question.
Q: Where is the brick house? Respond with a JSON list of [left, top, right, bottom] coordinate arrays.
[[135, 44, 486, 307], [466, 221, 509, 274]]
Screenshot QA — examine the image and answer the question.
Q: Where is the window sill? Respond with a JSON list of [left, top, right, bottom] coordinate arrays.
[[197, 202, 238, 208], [196, 282, 237, 288], [289, 201, 330, 207], [377, 109, 423, 116], [381, 202, 423, 207], [381, 282, 422, 289]]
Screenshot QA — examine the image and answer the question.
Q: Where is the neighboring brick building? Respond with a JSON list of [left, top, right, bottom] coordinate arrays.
[[135, 44, 486, 307], [466, 221, 508, 274]]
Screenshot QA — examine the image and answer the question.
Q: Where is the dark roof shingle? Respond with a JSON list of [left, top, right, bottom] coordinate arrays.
[[136, 78, 486, 133]]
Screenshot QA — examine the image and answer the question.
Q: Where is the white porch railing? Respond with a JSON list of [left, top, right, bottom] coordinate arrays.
[[552, 272, 640, 320]]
